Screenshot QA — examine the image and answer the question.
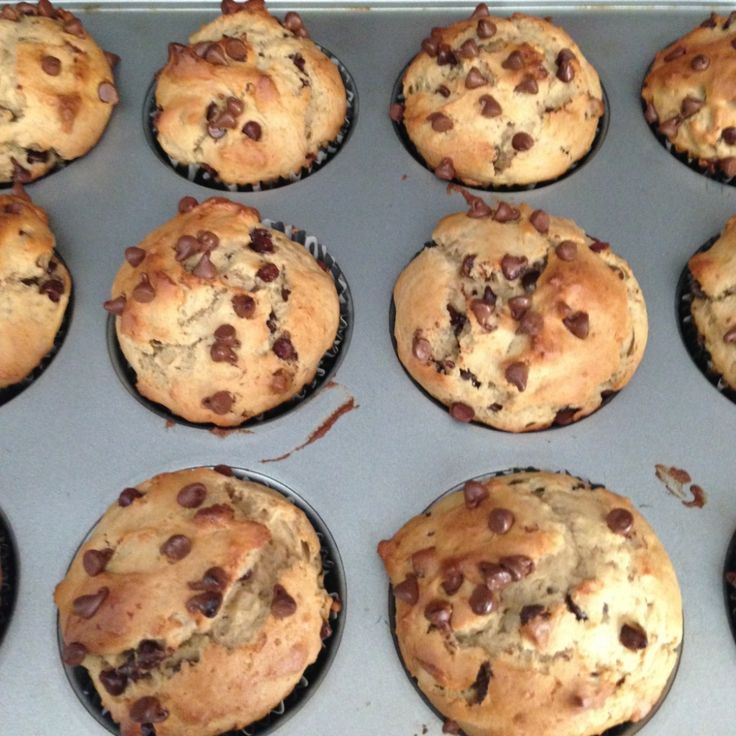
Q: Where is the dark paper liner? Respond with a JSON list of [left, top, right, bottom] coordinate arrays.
[[388, 248, 618, 433], [0, 250, 74, 408], [0, 506, 19, 648], [390, 61, 609, 192], [143, 45, 357, 192], [58, 465, 346, 736], [676, 236, 736, 405], [722, 528, 736, 647], [108, 220, 353, 429], [386, 466, 682, 736]]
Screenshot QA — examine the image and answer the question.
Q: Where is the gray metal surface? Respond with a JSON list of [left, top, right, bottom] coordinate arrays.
[[0, 4, 734, 735]]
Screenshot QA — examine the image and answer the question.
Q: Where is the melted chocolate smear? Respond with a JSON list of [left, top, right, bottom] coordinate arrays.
[[654, 464, 707, 508], [260, 397, 358, 463], [469, 661, 492, 704]]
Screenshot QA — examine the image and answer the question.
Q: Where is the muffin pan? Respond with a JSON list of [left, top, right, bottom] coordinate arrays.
[[0, 4, 735, 736], [0, 506, 18, 648]]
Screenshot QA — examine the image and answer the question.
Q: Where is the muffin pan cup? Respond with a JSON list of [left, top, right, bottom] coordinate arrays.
[[0, 506, 18, 648], [107, 219, 353, 429], [57, 466, 346, 736], [1, 5, 735, 736], [386, 467, 683, 736], [144, 47, 357, 192]]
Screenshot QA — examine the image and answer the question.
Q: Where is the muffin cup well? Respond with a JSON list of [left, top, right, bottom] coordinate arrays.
[[0, 506, 18, 648], [390, 62, 609, 192], [57, 465, 346, 736], [723, 528, 736, 649], [386, 467, 682, 736], [144, 46, 357, 192], [676, 236, 736, 405], [108, 220, 353, 430], [388, 246, 619, 433], [0, 250, 74, 408]]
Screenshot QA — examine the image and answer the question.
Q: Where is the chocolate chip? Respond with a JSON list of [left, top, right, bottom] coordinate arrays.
[[177, 482, 207, 508], [470, 2, 489, 17], [62, 641, 87, 666], [436, 85, 450, 98], [470, 299, 494, 328], [565, 593, 588, 621], [83, 548, 113, 577], [437, 44, 457, 66], [664, 46, 686, 62], [441, 568, 464, 595], [256, 262, 279, 282], [243, 121, 262, 140], [659, 116, 681, 138], [63, 17, 84, 36], [213, 324, 237, 345], [479, 94, 501, 117], [125, 247, 146, 267], [469, 585, 495, 615], [724, 326, 736, 343], [520, 604, 546, 625], [136, 640, 166, 670], [132, 274, 155, 303], [465, 67, 487, 89], [529, 209, 549, 233], [680, 96, 703, 117], [232, 293, 255, 318], [556, 240, 577, 261], [723, 127, 736, 145], [460, 39, 479, 59], [620, 623, 647, 650], [488, 508, 514, 534], [502, 50, 523, 70], [512, 132, 534, 151], [554, 407, 578, 426], [514, 75, 538, 94], [590, 240, 609, 253], [412, 335, 432, 361], [102, 294, 124, 316], [99, 668, 127, 696], [499, 554, 534, 580], [449, 402, 474, 423], [505, 362, 528, 391], [272, 335, 297, 361], [421, 37, 439, 57], [98, 81, 118, 104], [477, 17, 496, 38], [161, 535, 192, 561], [197, 230, 219, 251], [720, 157, 736, 178], [443, 720, 461, 735], [479, 561, 513, 590], [691, 54, 710, 71], [186, 591, 223, 618], [271, 584, 297, 618], [563, 311, 589, 339], [464, 480, 488, 509], [208, 124, 226, 140], [73, 587, 109, 619], [508, 295, 531, 319], [284, 11, 308, 37], [189, 567, 229, 591], [424, 599, 452, 628], [494, 202, 520, 223], [291, 52, 306, 72], [118, 487, 142, 506], [644, 102, 658, 124], [556, 62, 575, 84], [130, 697, 169, 724], [213, 464, 233, 476], [468, 197, 492, 218], [501, 254, 528, 280], [434, 158, 455, 180], [193, 253, 217, 279], [39, 279, 64, 302], [606, 508, 633, 536], [701, 11, 717, 28], [204, 43, 228, 65], [0, 5, 17, 20], [427, 112, 453, 132], [393, 574, 419, 605], [175, 234, 199, 261], [461, 254, 475, 276], [42, 55, 61, 75], [223, 36, 247, 61]]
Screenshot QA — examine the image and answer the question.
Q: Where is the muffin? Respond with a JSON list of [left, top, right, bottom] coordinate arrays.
[[378, 469, 683, 736], [392, 198, 647, 431], [687, 216, 736, 390], [55, 467, 333, 736], [104, 196, 340, 427], [642, 12, 736, 179], [153, 0, 347, 187], [0, 0, 119, 183], [395, 4, 604, 187], [0, 186, 71, 390]]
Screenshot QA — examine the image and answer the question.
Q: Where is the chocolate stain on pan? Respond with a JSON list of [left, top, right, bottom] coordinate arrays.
[[209, 427, 254, 439], [260, 397, 358, 463], [654, 464, 707, 508]]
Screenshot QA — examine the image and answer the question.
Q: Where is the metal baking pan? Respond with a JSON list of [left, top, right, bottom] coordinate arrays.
[[0, 3, 735, 735]]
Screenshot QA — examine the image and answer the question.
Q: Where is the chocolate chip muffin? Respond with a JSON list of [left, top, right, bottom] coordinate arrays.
[[378, 469, 683, 736], [641, 12, 736, 179], [395, 4, 604, 187], [0, 186, 70, 390], [153, 0, 347, 187], [688, 216, 736, 390], [55, 466, 333, 736], [393, 198, 647, 431], [0, 0, 119, 183], [104, 195, 340, 426]]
